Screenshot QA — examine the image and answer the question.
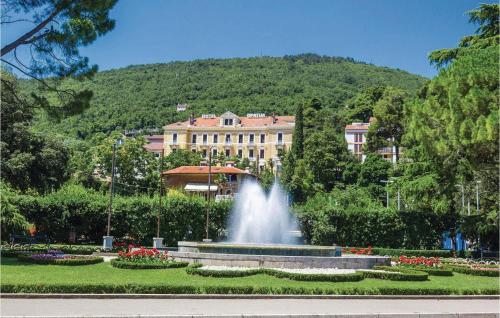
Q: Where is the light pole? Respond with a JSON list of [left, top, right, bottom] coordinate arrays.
[[476, 180, 481, 213], [204, 146, 214, 242], [381, 180, 392, 208], [103, 142, 118, 251], [153, 152, 164, 249]]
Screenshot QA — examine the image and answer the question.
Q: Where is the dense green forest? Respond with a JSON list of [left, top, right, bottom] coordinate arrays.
[[25, 54, 426, 138]]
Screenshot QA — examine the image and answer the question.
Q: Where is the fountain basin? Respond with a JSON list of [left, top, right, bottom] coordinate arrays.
[[171, 242, 391, 269]]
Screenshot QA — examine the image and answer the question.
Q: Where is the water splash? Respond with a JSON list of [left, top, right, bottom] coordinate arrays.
[[228, 179, 299, 244]]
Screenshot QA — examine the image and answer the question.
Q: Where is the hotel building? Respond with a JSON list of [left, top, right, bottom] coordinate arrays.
[[344, 118, 400, 163], [161, 111, 295, 172]]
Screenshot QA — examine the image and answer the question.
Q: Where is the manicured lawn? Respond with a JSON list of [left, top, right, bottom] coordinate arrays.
[[1, 257, 498, 295]]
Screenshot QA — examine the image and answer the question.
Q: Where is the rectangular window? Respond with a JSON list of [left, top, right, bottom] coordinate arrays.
[[249, 133, 255, 144], [225, 149, 230, 157], [354, 133, 363, 143], [260, 134, 265, 144], [354, 144, 362, 153], [224, 118, 233, 126], [225, 134, 231, 143], [203, 134, 208, 144], [260, 149, 265, 159], [213, 134, 218, 144], [249, 149, 254, 158], [172, 133, 178, 144], [238, 134, 243, 144], [212, 148, 217, 157], [191, 134, 197, 144], [202, 149, 207, 158], [237, 149, 242, 158], [277, 132, 283, 144]]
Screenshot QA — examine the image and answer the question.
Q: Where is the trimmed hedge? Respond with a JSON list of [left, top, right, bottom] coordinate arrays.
[[446, 265, 500, 277], [110, 258, 188, 269], [17, 254, 103, 266], [367, 266, 429, 281], [1, 246, 97, 257], [368, 248, 453, 258], [1, 283, 498, 295], [186, 264, 363, 282]]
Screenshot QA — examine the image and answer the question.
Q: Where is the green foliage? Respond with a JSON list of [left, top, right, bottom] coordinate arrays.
[[368, 248, 453, 258], [303, 129, 353, 191], [370, 266, 429, 281], [0, 183, 31, 240], [428, 4, 499, 68], [366, 87, 407, 161], [186, 264, 364, 282], [10, 184, 231, 246], [295, 189, 446, 249], [1, 73, 71, 192], [404, 44, 499, 249], [164, 149, 202, 171], [1, 0, 117, 117], [357, 154, 392, 202], [291, 104, 304, 159], [344, 86, 385, 122], [446, 265, 500, 277], [17, 254, 103, 266], [26, 54, 426, 138]]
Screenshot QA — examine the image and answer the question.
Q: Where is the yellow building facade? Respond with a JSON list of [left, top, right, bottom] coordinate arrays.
[[163, 111, 295, 172]]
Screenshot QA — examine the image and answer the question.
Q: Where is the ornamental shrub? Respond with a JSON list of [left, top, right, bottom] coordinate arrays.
[[17, 253, 103, 266], [10, 184, 231, 246], [295, 192, 447, 249]]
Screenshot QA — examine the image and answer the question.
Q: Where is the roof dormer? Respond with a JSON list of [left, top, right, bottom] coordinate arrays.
[[220, 111, 240, 127]]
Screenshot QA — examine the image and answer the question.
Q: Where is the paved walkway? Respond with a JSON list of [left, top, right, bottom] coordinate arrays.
[[1, 297, 499, 317]]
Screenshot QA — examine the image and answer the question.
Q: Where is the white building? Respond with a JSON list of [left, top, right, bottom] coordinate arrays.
[[344, 118, 399, 163]]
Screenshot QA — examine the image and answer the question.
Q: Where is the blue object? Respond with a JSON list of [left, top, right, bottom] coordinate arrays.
[[442, 231, 467, 251]]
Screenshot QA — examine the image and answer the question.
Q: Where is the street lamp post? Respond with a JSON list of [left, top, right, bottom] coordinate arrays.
[[381, 180, 392, 208], [476, 181, 481, 213], [153, 152, 164, 249], [103, 143, 117, 251], [204, 146, 213, 242]]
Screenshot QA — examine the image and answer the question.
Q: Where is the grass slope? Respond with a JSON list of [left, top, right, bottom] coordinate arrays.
[[1, 258, 498, 295], [25, 54, 427, 138]]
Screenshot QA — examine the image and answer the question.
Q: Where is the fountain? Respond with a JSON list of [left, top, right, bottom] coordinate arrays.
[[228, 180, 298, 244], [171, 180, 390, 269]]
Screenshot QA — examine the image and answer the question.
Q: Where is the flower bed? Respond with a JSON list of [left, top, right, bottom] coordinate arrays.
[[17, 251, 103, 266], [110, 247, 188, 269], [1, 244, 98, 257], [343, 247, 454, 258], [445, 264, 500, 277], [391, 256, 452, 276]]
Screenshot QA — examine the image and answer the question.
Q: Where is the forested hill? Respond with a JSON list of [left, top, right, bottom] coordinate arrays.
[[31, 54, 427, 138]]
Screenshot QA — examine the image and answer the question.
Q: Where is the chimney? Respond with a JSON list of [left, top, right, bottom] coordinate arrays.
[[272, 112, 277, 124]]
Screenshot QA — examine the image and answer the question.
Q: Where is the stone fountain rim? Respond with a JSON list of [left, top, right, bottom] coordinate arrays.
[[178, 241, 339, 251]]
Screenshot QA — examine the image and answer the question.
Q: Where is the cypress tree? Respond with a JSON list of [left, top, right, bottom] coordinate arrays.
[[291, 104, 304, 159]]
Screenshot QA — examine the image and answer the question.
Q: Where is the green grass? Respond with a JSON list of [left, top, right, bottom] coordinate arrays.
[[1, 258, 499, 295]]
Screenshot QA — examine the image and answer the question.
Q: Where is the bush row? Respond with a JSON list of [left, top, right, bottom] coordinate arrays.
[[1, 245, 98, 257], [110, 259, 188, 269], [16, 254, 104, 266], [295, 194, 448, 249], [369, 266, 429, 281], [9, 184, 231, 246], [186, 264, 430, 282], [370, 248, 454, 258], [446, 265, 500, 277], [186, 263, 363, 282], [2, 283, 498, 295]]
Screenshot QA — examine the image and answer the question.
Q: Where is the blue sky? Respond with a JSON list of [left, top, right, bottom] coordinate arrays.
[[2, 0, 493, 78]]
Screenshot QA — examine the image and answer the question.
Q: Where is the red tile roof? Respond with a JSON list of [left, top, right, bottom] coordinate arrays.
[[162, 166, 251, 175], [345, 123, 370, 131], [165, 115, 294, 129], [144, 143, 164, 151]]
